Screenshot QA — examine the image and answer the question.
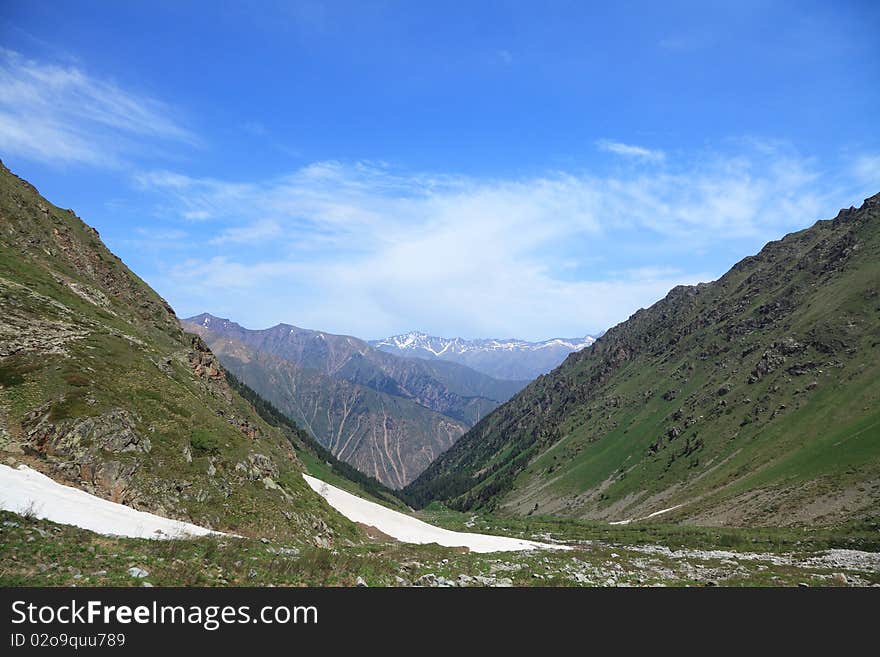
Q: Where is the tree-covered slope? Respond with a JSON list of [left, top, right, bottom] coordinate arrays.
[[405, 194, 880, 527], [0, 161, 354, 544]]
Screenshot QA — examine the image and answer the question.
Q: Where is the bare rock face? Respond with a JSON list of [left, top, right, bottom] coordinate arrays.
[[236, 452, 279, 481], [22, 407, 150, 502], [237, 419, 259, 440], [188, 335, 225, 382], [23, 406, 150, 456], [186, 334, 235, 404], [0, 277, 90, 358]]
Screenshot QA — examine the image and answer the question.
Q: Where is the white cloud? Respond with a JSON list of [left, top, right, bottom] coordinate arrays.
[[210, 219, 283, 245], [853, 154, 880, 186], [597, 139, 666, 162], [183, 209, 212, 221], [0, 49, 194, 167], [136, 227, 188, 240], [136, 143, 848, 340]]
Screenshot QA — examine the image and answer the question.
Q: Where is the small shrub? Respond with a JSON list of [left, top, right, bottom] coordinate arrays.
[[190, 429, 221, 455], [21, 501, 40, 520], [0, 366, 24, 387]]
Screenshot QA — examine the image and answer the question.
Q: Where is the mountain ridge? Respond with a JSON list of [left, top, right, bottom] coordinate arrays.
[[0, 160, 353, 544], [185, 313, 526, 415], [404, 193, 880, 527]]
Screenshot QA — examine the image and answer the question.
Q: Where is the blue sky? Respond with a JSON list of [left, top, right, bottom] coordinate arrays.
[[1, 1, 878, 340]]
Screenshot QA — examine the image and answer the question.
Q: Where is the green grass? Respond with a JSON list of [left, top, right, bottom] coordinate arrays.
[[2, 511, 877, 588], [190, 429, 222, 455], [416, 505, 880, 553]]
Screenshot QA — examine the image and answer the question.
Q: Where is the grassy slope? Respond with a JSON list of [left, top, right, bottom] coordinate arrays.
[[0, 161, 355, 543], [405, 194, 880, 526]]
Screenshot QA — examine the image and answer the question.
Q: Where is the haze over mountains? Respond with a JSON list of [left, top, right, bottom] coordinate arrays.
[[406, 194, 880, 527], [371, 332, 597, 380], [182, 314, 527, 488]]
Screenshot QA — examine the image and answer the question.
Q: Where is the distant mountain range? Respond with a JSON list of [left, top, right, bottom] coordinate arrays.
[[371, 332, 597, 380], [182, 315, 528, 488]]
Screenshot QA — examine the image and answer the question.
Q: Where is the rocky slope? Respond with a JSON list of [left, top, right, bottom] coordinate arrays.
[[183, 315, 526, 488], [0, 161, 353, 544], [372, 332, 596, 380], [405, 194, 880, 527]]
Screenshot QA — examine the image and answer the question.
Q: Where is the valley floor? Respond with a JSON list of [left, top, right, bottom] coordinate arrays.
[[1, 466, 878, 587], [2, 508, 878, 587]]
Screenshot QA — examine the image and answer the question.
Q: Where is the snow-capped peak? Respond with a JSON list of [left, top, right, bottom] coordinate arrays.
[[372, 332, 596, 355]]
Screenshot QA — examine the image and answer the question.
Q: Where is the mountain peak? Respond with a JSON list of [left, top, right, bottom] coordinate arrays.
[[185, 312, 241, 331]]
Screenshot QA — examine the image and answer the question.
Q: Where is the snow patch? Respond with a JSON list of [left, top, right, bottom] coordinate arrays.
[[0, 464, 224, 539], [609, 504, 685, 526], [303, 474, 568, 553]]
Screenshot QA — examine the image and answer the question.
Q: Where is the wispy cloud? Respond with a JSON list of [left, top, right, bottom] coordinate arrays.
[[210, 219, 282, 245], [597, 139, 666, 162], [183, 209, 212, 221], [853, 154, 880, 187], [134, 142, 853, 340], [0, 49, 195, 167]]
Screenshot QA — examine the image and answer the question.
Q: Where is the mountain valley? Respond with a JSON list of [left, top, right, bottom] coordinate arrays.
[[182, 314, 527, 487], [1, 160, 878, 590], [0, 161, 354, 545]]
